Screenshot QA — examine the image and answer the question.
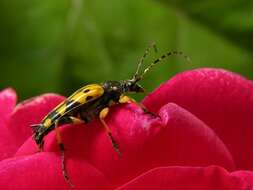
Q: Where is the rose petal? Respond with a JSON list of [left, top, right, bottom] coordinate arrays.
[[88, 103, 235, 187], [18, 102, 235, 188], [8, 93, 64, 148], [0, 88, 17, 125], [0, 126, 17, 161], [0, 152, 111, 190], [16, 121, 102, 158], [116, 166, 252, 190], [142, 68, 253, 170], [0, 88, 17, 160], [232, 170, 253, 187]]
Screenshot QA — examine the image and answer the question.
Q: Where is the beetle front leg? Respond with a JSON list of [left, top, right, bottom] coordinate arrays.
[[99, 107, 121, 156], [119, 95, 159, 118]]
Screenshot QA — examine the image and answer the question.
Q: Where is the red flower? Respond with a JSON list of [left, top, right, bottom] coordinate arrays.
[[0, 68, 253, 190]]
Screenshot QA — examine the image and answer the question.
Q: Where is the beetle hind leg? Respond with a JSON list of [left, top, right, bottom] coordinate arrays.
[[54, 116, 84, 187], [54, 121, 74, 188]]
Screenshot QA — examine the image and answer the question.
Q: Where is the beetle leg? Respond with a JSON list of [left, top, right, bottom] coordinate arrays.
[[99, 108, 121, 156], [54, 120, 74, 188], [119, 95, 160, 118], [119, 95, 132, 104]]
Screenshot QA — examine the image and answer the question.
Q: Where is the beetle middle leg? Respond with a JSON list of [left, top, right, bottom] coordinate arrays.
[[54, 116, 84, 187], [99, 107, 121, 156]]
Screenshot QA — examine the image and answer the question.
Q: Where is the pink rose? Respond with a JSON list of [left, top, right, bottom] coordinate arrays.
[[0, 68, 253, 190]]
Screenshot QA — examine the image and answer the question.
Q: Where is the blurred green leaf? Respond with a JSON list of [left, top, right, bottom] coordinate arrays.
[[162, 0, 253, 51], [0, 0, 69, 99], [0, 0, 252, 101]]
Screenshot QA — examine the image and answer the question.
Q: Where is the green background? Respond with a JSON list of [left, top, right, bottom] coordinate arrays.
[[0, 0, 252, 101]]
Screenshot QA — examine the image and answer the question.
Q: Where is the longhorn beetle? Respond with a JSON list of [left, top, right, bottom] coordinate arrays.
[[31, 43, 190, 187]]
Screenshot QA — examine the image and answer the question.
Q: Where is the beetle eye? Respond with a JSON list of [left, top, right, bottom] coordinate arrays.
[[103, 82, 109, 89], [112, 86, 118, 91]]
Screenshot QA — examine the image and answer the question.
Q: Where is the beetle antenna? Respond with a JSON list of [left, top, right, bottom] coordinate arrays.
[[133, 42, 157, 80], [139, 50, 191, 79]]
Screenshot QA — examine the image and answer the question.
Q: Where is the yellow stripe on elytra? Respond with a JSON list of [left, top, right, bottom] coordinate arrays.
[[41, 84, 104, 129], [43, 118, 52, 128], [69, 84, 104, 104], [57, 103, 67, 115]]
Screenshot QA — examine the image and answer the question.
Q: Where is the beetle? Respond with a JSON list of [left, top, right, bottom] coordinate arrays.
[[31, 44, 190, 187]]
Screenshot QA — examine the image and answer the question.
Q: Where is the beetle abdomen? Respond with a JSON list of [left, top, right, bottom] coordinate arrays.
[[41, 84, 105, 129], [31, 123, 48, 145]]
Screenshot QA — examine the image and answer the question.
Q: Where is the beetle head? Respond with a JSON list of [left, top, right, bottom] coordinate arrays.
[[121, 79, 145, 93], [103, 45, 190, 95], [102, 80, 144, 94]]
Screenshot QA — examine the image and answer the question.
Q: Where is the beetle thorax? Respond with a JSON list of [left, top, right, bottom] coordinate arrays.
[[102, 81, 123, 99]]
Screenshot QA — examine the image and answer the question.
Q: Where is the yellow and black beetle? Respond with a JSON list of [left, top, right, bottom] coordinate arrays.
[[31, 44, 189, 187]]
